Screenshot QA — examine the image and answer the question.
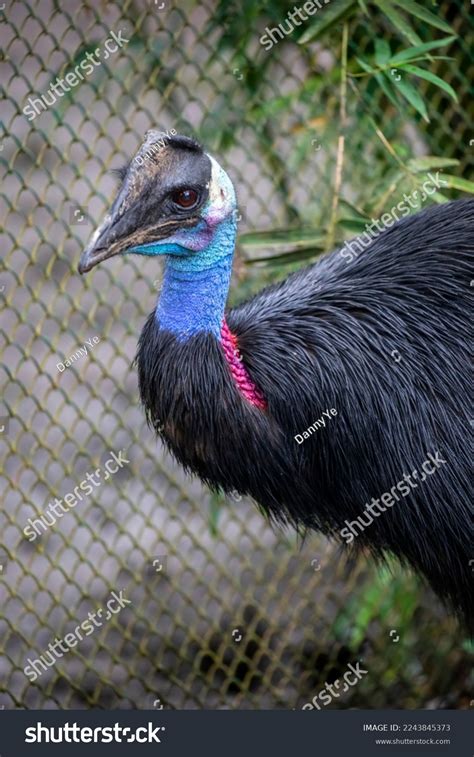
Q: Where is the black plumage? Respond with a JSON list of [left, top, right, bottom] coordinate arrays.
[[79, 133, 473, 629], [137, 200, 473, 628]]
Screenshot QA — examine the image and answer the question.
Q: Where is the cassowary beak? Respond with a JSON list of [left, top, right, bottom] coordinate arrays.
[[78, 216, 116, 274], [78, 130, 163, 274], [78, 175, 137, 274], [78, 209, 199, 274], [78, 171, 145, 274], [79, 217, 137, 274]]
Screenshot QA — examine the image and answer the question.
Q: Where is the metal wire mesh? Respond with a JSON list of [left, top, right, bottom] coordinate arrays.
[[1, 0, 472, 710]]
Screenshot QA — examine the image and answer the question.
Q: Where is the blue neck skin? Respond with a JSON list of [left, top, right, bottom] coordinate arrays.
[[157, 256, 233, 340], [130, 215, 237, 341]]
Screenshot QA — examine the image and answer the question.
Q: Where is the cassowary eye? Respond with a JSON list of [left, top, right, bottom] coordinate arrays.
[[171, 188, 199, 209]]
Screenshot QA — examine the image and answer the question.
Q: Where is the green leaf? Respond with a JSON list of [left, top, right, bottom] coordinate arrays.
[[355, 56, 375, 74], [298, 0, 357, 44], [399, 63, 458, 101], [375, 39, 391, 66], [392, 76, 429, 122], [429, 191, 450, 204], [440, 175, 474, 194], [338, 198, 370, 221], [373, 0, 422, 45], [406, 156, 459, 173], [461, 638, 474, 654], [246, 248, 325, 266], [338, 218, 370, 232], [239, 228, 326, 251], [389, 36, 457, 64], [375, 72, 402, 110], [391, 0, 454, 34], [208, 492, 224, 537]]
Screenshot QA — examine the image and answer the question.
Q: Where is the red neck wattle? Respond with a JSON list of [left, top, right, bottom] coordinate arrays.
[[220, 320, 267, 410]]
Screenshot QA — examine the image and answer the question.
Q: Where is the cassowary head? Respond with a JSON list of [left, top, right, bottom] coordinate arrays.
[[78, 132, 237, 275]]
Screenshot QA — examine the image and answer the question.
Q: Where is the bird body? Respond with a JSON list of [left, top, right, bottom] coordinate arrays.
[[79, 133, 473, 628]]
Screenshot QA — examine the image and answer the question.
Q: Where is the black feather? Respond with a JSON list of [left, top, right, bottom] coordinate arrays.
[[136, 199, 474, 629]]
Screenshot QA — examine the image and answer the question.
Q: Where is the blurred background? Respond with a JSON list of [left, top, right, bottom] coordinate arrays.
[[1, 0, 473, 709]]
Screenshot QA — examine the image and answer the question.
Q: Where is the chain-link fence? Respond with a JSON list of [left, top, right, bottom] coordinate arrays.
[[1, 0, 472, 710]]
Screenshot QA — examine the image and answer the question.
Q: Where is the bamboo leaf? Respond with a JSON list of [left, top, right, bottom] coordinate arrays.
[[440, 175, 474, 194], [389, 36, 457, 64], [461, 638, 474, 654], [208, 492, 224, 537], [391, 0, 454, 34], [391, 76, 429, 122], [357, 0, 370, 17], [375, 72, 402, 110], [373, 0, 422, 45], [406, 156, 459, 173], [338, 198, 370, 221], [246, 247, 325, 266], [239, 228, 326, 250], [355, 56, 375, 73], [298, 0, 357, 44], [399, 63, 458, 101], [338, 218, 370, 232], [375, 39, 391, 66], [429, 191, 450, 204]]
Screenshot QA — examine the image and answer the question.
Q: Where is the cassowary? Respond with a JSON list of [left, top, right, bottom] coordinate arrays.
[[78, 132, 473, 629]]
